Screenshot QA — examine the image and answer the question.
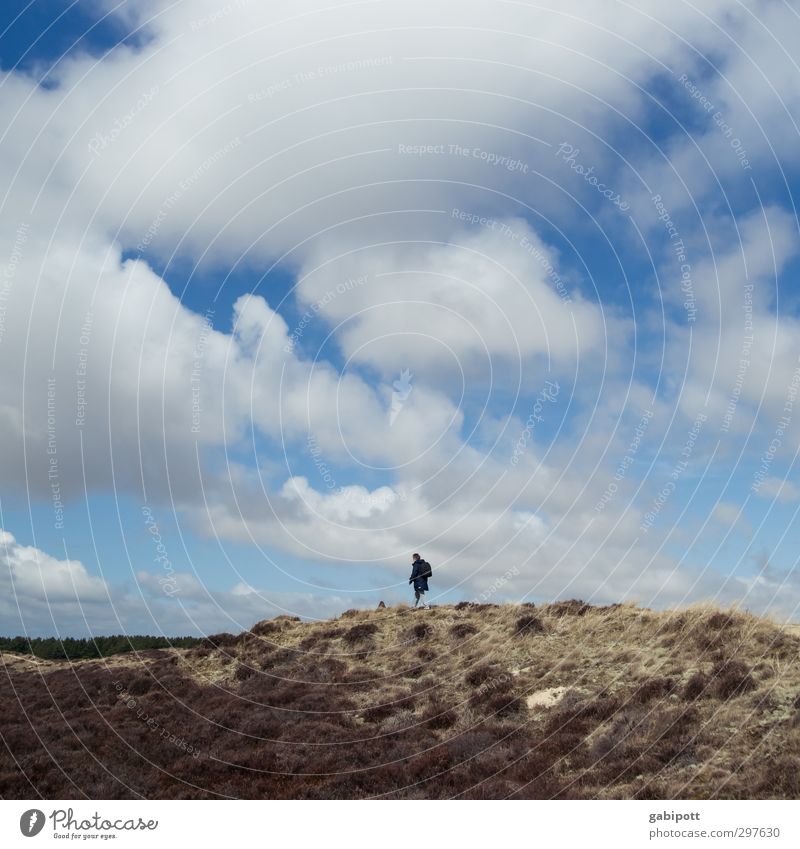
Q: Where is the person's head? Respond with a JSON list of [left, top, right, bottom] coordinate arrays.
[[412, 552, 420, 563]]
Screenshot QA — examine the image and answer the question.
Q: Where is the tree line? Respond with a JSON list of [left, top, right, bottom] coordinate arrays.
[[0, 635, 201, 660]]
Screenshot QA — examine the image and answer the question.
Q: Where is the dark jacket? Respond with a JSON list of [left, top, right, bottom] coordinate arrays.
[[409, 558, 429, 592]]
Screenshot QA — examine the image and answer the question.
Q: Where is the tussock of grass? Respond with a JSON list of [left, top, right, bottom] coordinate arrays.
[[514, 614, 547, 636], [342, 623, 379, 644], [2, 600, 799, 799], [450, 622, 478, 639]]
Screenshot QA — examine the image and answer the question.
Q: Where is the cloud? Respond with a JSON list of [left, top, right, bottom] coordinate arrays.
[[712, 502, 749, 533], [294, 218, 620, 382], [1, 529, 109, 605], [2, 0, 764, 264], [753, 476, 800, 503], [0, 527, 357, 636], [4, 0, 792, 273], [2, 0, 800, 634]]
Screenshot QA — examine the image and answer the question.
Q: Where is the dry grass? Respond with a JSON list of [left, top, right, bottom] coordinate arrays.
[[1, 600, 799, 799]]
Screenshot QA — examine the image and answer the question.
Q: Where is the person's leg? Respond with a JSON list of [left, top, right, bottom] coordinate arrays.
[[414, 589, 421, 607]]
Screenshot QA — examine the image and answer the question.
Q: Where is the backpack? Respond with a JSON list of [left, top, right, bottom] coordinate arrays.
[[418, 559, 432, 579]]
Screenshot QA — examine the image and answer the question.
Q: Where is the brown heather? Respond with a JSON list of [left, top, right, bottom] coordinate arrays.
[[1, 601, 799, 799]]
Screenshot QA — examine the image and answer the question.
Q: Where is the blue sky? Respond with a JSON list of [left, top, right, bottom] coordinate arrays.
[[1, 0, 800, 636], [0, 1, 148, 74]]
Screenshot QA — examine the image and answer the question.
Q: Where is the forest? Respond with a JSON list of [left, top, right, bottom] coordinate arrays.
[[0, 634, 201, 660]]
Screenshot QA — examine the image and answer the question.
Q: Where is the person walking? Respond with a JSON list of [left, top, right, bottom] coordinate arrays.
[[409, 552, 432, 609]]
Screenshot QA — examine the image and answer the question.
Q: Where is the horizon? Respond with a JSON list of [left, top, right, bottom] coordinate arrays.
[[0, 596, 788, 641]]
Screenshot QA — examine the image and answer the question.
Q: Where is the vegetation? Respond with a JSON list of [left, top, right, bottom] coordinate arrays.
[[0, 634, 200, 660], [1, 602, 799, 799]]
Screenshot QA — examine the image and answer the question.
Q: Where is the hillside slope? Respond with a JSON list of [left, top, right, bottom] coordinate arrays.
[[2, 601, 799, 799]]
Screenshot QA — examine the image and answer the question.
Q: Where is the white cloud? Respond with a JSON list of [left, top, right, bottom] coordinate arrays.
[[754, 476, 800, 503], [0, 527, 358, 635], [2, 0, 800, 634], [1, 529, 109, 604], [712, 501, 747, 530], [294, 219, 619, 381], [1, 0, 760, 265]]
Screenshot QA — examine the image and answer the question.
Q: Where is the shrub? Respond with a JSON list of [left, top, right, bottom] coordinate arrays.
[[422, 702, 458, 729], [362, 703, 396, 723], [711, 660, 756, 700], [630, 677, 675, 705], [202, 632, 240, 649], [343, 623, 378, 644], [363, 697, 416, 723], [762, 631, 799, 660], [682, 672, 710, 700], [755, 755, 800, 797], [514, 615, 546, 636], [548, 693, 622, 740], [234, 664, 255, 682], [126, 675, 152, 696], [342, 667, 376, 689], [407, 623, 432, 642], [403, 663, 425, 679], [706, 611, 736, 630], [549, 599, 591, 617], [633, 782, 664, 800], [450, 622, 478, 639], [303, 658, 347, 683], [465, 664, 497, 687], [483, 691, 523, 717], [662, 612, 688, 633], [588, 710, 639, 761], [469, 673, 514, 711], [578, 693, 623, 722], [250, 621, 280, 636], [693, 628, 728, 654]]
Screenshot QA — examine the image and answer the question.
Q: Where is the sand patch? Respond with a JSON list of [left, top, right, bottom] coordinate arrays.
[[526, 686, 567, 710]]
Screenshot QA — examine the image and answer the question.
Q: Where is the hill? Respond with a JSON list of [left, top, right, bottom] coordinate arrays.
[[1, 601, 799, 799]]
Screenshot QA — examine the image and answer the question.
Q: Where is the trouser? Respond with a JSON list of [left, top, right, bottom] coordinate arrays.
[[414, 589, 428, 607]]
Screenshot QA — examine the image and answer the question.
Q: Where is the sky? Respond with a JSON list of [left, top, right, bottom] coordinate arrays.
[[1, 0, 800, 637]]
